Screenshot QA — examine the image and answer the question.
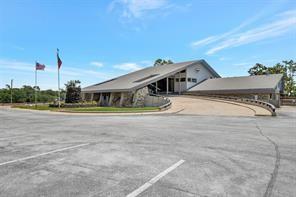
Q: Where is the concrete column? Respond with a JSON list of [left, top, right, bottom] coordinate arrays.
[[90, 93, 94, 102], [81, 93, 85, 101], [108, 93, 114, 106], [155, 82, 158, 94], [179, 72, 181, 95], [132, 91, 137, 107], [276, 94, 280, 107], [166, 77, 169, 95], [254, 95, 258, 100], [119, 92, 124, 107], [98, 93, 103, 106]]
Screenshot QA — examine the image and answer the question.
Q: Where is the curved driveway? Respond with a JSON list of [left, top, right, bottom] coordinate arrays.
[[166, 96, 271, 116]]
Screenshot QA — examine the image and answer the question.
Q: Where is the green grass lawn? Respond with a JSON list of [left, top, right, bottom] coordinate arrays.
[[14, 105, 54, 111], [62, 106, 159, 112], [13, 105, 159, 113]]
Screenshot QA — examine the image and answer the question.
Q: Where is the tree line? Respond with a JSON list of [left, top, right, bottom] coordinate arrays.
[[0, 85, 64, 103], [248, 60, 296, 96], [0, 80, 81, 103]]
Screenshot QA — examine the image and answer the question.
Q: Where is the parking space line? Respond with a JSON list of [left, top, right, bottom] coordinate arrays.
[[0, 143, 89, 167], [126, 159, 185, 197]]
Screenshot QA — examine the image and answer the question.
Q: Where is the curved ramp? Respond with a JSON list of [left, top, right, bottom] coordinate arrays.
[[166, 96, 271, 116]]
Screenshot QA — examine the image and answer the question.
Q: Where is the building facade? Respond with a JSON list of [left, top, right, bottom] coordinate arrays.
[[82, 60, 220, 107], [82, 60, 284, 107]]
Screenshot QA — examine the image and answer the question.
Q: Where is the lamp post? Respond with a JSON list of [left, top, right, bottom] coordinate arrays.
[[10, 79, 13, 104]]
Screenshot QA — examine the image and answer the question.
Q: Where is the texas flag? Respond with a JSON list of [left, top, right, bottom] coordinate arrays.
[[57, 48, 62, 69], [35, 62, 45, 70]]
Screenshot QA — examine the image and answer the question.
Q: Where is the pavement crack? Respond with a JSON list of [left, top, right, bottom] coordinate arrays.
[[166, 185, 207, 197], [173, 108, 185, 114], [255, 123, 280, 197]]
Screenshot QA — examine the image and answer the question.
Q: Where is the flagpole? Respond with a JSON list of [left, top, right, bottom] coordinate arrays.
[[35, 64, 37, 108], [57, 48, 62, 108], [58, 65, 60, 108]]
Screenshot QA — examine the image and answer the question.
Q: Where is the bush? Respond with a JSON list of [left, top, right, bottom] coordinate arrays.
[[49, 103, 97, 108]]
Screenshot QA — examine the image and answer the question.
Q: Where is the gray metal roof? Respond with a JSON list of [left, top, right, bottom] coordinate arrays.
[[188, 74, 283, 94], [82, 59, 220, 93]]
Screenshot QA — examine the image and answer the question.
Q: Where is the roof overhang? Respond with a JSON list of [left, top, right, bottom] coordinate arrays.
[[189, 88, 277, 95], [81, 60, 220, 93]]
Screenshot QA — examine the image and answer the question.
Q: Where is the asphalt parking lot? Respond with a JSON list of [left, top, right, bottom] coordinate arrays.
[[0, 107, 295, 197]]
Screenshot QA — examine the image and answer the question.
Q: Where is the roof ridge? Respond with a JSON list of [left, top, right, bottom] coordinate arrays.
[[209, 73, 283, 80]]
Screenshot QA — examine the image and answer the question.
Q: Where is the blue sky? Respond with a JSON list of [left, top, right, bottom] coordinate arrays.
[[0, 0, 295, 90]]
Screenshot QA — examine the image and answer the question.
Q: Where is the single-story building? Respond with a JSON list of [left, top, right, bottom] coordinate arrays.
[[187, 74, 284, 107], [82, 60, 220, 107], [82, 59, 284, 107]]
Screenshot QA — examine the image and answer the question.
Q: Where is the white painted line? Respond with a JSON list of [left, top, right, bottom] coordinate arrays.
[[0, 143, 89, 167], [126, 159, 185, 197]]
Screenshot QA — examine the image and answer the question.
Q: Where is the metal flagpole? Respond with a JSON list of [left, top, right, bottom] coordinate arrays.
[[57, 49, 61, 108], [35, 64, 37, 108], [58, 65, 60, 108]]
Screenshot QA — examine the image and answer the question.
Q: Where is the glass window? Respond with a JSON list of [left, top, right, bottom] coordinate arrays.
[[176, 78, 179, 82], [180, 78, 186, 82], [187, 78, 191, 82], [192, 78, 197, 83]]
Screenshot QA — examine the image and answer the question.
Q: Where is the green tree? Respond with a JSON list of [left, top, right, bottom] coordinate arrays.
[[248, 63, 268, 75], [248, 60, 296, 96], [0, 85, 60, 103], [154, 59, 174, 66], [282, 60, 296, 96], [283, 60, 296, 79], [267, 63, 287, 75], [65, 80, 81, 103]]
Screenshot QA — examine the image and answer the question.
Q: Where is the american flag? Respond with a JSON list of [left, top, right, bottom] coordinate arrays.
[[36, 62, 45, 70]]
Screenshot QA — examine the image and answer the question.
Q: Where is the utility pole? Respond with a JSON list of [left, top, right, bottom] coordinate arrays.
[[35, 67, 37, 108], [10, 79, 13, 104]]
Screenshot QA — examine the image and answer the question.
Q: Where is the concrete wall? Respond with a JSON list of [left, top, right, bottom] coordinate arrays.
[[172, 63, 218, 93], [144, 95, 168, 107], [186, 63, 216, 89]]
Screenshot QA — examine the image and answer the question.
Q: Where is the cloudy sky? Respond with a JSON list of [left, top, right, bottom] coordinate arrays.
[[0, 0, 295, 89]]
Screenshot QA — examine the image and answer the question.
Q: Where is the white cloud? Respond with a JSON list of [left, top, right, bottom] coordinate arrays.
[[109, 0, 169, 19], [113, 62, 142, 71], [11, 46, 25, 51], [191, 8, 296, 55], [206, 10, 296, 55], [90, 61, 104, 68], [191, 36, 218, 48], [191, 5, 272, 49], [0, 59, 34, 72], [0, 59, 110, 78]]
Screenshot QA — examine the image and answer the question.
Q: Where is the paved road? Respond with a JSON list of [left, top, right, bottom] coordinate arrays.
[[0, 107, 295, 197]]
